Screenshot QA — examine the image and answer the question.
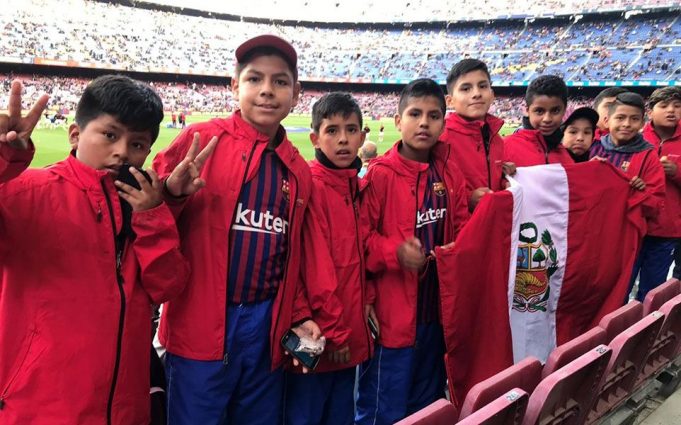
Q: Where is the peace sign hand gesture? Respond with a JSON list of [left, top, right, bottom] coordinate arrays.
[[164, 132, 218, 198], [0, 81, 49, 150]]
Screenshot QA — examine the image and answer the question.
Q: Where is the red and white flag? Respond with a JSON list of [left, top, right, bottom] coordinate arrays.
[[437, 161, 647, 406]]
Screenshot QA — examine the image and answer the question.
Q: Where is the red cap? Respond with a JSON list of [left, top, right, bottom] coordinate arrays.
[[235, 34, 297, 69]]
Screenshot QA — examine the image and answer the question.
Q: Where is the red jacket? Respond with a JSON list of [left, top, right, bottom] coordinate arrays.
[[297, 160, 372, 372], [594, 127, 609, 142], [441, 113, 506, 193], [643, 122, 681, 237], [504, 129, 574, 167], [153, 111, 312, 368], [0, 148, 188, 424], [362, 141, 470, 348]]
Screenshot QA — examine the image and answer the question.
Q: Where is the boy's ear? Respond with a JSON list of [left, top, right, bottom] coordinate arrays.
[[68, 123, 80, 150], [394, 113, 401, 132], [445, 94, 454, 110], [309, 131, 319, 147], [360, 129, 366, 144], [230, 77, 240, 100]]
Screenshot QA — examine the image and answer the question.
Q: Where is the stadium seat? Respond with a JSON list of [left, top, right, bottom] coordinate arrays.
[[642, 278, 680, 315], [586, 312, 665, 424], [542, 327, 607, 378], [635, 294, 681, 388], [598, 301, 643, 342], [457, 389, 529, 425], [394, 399, 458, 425], [458, 357, 542, 420], [522, 345, 612, 425]]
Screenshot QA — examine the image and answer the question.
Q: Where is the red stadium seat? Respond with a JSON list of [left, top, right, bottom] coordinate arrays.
[[586, 312, 665, 424], [457, 389, 529, 425], [598, 301, 643, 342], [642, 278, 680, 315], [635, 294, 681, 388], [522, 345, 612, 425], [542, 327, 607, 378], [458, 357, 542, 420], [394, 399, 457, 425]]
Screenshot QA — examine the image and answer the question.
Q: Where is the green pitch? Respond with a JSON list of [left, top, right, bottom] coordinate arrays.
[[30, 114, 516, 168]]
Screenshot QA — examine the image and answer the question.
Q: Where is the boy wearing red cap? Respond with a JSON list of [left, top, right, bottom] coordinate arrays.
[[154, 35, 321, 424]]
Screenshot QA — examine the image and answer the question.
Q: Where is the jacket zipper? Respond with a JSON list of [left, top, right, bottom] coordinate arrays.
[[481, 126, 492, 188], [223, 145, 258, 364], [102, 182, 126, 425], [270, 170, 298, 363], [350, 178, 372, 355]]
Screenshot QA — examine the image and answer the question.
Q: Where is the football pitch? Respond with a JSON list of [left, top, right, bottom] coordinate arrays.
[[30, 113, 516, 168]]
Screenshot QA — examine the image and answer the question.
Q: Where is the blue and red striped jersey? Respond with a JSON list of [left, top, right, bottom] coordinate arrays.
[[416, 162, 448, 324], [228, 150, 290, 304], [589, 141, 636, 171]]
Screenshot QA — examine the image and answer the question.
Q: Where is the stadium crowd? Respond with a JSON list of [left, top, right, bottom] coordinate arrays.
[[1, 1, 680, 84]]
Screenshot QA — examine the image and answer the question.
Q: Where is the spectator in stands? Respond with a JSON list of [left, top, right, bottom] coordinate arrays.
[[441, 58, 515, 211], [504, 75, 573, 166], [636, 87, 681, 299], [593, 87, 629, 141], [561, 107, 599, 162]]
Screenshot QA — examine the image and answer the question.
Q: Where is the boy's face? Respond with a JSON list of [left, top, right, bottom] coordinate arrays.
[[649, 99, 681, 129], [231, 54, 300, 139], [446, 70, 494, 121], [596, 96, 617, 131], [562, 118, 594, 156], [69, 114, 152, 174], [527, 95, 566, 136], [606, 104, 644, 145], [311, 113, 365, 169], [395, 96, 445, 153]]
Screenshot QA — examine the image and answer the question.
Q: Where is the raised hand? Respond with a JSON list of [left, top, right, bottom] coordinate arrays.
[[0, 80, 49, 150], [115, 168, 163, 211], [165, 132, 218, 197]]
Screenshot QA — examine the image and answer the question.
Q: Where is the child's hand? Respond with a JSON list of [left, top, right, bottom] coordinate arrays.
[[590, 156, 607, 162], [502, 161, 517, 176], [165, 132, 218, 198], [290, 319, 323, 374], [0, 80, 49, 150], [660, 156, 678, 177], [365, 304, 379, 337], [630, 176, 646, 191], [328, 346, 351, 364], [115, 168, 163, 211], [470, 187, 493, 211], [397, 237, 425, 270]]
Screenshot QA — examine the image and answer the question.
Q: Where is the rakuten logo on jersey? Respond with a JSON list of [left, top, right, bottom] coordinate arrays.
[[232, 203, 289, 235], [416, 208, 446, 229]]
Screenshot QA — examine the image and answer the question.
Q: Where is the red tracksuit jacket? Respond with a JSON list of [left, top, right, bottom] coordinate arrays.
[[643, 122, 681, 237], [0, 148, 188, 425], [441, 112, 506, 193], [504, 129, 574, 167], [362, 141, 469, 348], [153, 111, 312, 369], [297, 160, 372, 372]]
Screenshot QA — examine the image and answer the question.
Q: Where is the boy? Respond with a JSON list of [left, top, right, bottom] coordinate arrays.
[[153, 35, 321, 424], [561, 107, 599, 163], [631, 87, 681, 300], [0, 75, 191, 424], [504, 75, 574, 167], [356, 79, 469, 425], [441, 58, 515, 211], [593, 87, 629, 141], [589, 92, 666, 299], [285, 92, 372, 425]]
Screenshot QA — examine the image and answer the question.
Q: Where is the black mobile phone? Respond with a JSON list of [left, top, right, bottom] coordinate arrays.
[[116, 163, 151, 190], [368, 316, 379, 340], [281, 330, 321, 371]]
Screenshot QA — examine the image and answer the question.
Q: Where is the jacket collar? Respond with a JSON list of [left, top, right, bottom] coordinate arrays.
[[50, 152, 113, 190], [643, 121, 681, 144], [445, 112, 504, 136], [372, 140, 450, 178]]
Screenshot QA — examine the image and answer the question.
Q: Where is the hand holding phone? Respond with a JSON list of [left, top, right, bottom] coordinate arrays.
[[114, 164, 162, 211], [281, 330, 325, 371]]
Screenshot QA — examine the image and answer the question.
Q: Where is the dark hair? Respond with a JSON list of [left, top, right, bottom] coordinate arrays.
[[75, 75, 164, 142], [446, 58, 491, 94], [608, 92, 646, 116], [398, 78, 446, 116], [647, 86, 681, 110], [525, 75, 568, 107], [593, 87, 629, 109], [311, 92, 363, 133], [234, 47, 298, 82]]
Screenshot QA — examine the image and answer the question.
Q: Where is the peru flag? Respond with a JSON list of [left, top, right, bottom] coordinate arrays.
[[437, 161, 647, 407]]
